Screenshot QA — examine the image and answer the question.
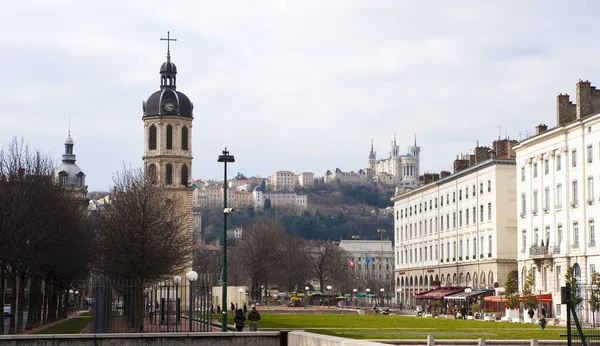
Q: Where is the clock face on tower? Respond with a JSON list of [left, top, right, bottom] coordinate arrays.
[[163, 101, 175, 112]]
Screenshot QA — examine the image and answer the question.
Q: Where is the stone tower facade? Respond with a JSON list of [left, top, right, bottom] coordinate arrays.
[[141, 41, 194, 237]]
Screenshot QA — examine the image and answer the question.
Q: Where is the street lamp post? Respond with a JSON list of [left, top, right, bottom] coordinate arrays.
[[305, 286, 310, 307], [366, 288, 371, 307], [353, 288, 358, 307], [239, 288, 244, 309], [326, 286, 332, 308], [174, 275, 182, 330], [68, 289, 74, 314], [218, 148, 235, 332], [396, 288, 401, 309], [186, 270, 198, 332], [377, 229, 386, 288], [380, 288, 385, 307]]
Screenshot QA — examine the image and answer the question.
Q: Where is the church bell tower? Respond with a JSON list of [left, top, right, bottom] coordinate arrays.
[[142, 31, 193, 191]]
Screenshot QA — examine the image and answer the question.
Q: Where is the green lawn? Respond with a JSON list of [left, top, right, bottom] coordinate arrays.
[[229, 314, 566, 340], [33, 317, 91, 334]]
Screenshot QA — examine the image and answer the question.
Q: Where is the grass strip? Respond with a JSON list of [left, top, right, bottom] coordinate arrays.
[[236, 314, 566, 340], [33, 317, 91, 334]]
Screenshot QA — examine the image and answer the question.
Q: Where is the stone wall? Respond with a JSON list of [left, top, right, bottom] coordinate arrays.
[[0, 332, 280, 346]]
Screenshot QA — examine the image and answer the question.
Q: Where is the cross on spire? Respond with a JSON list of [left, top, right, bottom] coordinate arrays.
[[160, 31, 177, 63]]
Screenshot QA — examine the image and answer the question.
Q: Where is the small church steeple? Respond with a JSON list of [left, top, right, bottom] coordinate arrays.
[[62, 134, 76, 163], [369, 139, 376, 159]]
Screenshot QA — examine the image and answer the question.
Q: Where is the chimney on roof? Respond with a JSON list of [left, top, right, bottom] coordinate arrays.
[[535, 124, 548, 135], [474, 146, 490, 164], [440, 170, 451, 178], [576, 79, 600, 119], [556, 93, 576, 126], [453, 156, 470, 174]]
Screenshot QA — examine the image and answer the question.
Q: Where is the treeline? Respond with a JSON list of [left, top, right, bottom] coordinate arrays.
[[194, 216, 381, 302], [201, 192, 394, 244], [0, 139, 90, 334]]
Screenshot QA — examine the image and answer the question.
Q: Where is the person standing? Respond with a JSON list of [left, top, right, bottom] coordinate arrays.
[[243, 303, 248, 315], [216, 305, 221, 315], [231, 302, 235, 315], [248, 306, 261, 331], [234, 309, 246, 332]]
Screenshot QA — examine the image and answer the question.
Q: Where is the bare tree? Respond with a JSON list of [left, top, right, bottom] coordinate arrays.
[[274, 234, 310, 292], [90, 167, 192, 281], [236, 217, 286, 303], [307, 241, 348, 293], [0, 138, 90, 333], [89, 166, 192, 331]]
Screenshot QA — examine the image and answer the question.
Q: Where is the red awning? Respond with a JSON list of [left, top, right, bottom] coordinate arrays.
[[484, 293, 552, 303], [413, 287, 467, 300]]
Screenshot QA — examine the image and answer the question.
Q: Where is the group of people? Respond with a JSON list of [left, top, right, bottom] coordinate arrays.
[[233, 303, 261, 332]]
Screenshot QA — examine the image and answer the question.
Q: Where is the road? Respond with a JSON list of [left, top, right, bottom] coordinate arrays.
[[3, 312, 28, 333]]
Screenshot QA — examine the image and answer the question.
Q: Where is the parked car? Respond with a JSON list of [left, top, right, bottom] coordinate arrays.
[[3, 305, 10, 317]]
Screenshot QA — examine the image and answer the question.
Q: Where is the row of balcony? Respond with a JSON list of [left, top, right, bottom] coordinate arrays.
[[528, 246, 561, 257], [439, 254, 492, 263]]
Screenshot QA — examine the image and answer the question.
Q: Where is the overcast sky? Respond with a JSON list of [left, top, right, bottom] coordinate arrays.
[[2, 1, 599, 191]]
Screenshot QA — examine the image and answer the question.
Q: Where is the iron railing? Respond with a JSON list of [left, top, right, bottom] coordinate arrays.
[[90, 275, 214, 333]]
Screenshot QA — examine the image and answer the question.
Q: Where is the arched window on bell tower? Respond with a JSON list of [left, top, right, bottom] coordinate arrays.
[[181, 127, 188, 150], [181, 164, 188, 187], [166, 125, 173, 149], [149, 125, 157, 150], [147, 164, 157, 184], [166, 163, 173, 185]]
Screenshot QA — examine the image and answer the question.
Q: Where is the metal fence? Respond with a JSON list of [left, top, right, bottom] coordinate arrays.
[[91, 275, 214, 333], [564, 283, 600, 346]]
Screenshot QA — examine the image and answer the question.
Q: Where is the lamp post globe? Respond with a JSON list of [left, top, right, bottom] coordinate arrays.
[[186, 271, 198, 332]]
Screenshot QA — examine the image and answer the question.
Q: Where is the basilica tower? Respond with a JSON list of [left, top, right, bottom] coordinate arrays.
[[142, 32, 193, 191]]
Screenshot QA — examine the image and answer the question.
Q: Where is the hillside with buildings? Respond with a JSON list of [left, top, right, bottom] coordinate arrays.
[[197, 179, 395, 244]]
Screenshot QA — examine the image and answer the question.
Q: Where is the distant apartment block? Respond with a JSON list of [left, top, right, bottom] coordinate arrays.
[[268, 171, 315, 191], [193, 179, 308, 211], [253, 185, 308, 212]]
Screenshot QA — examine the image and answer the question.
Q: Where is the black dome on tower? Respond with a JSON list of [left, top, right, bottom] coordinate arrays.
[[143, 35, 193, 119]]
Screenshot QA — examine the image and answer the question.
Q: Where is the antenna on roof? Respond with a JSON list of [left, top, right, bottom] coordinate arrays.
[[494, 125, 501, 140]]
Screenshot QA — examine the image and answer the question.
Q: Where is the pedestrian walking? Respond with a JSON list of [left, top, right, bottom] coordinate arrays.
[[243, 303, 248, 315], [216, 305, 221, 315], [539, 316, 547, 330], [234, 309, 246, 332], [248, 305, 261, 331]]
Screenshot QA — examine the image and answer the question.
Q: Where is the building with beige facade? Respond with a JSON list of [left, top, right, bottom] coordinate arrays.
[[252, 185, 308, 212], [268, 171, 315, 191], [392, 140, 518, 307], [516, 80, 600, 321]]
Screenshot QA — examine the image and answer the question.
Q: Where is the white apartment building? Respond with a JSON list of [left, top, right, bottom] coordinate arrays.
[[339, 240, 394, 285], [269, 171, 315, 191], [270, 171, 296, 191], [516, 80, 600, 321], [392, 143, 518, 307], [297, 172, 315, 189], [252, 187, 308, 211], [228, 179, 251, 191]]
